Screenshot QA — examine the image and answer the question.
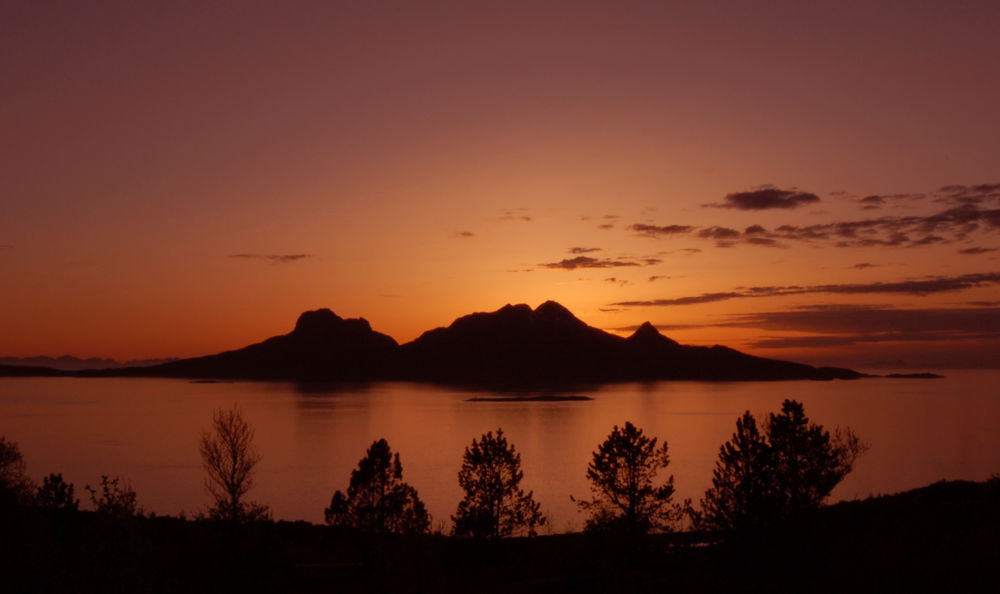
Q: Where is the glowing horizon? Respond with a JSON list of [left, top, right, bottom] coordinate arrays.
[[1, 1, 998, 370]]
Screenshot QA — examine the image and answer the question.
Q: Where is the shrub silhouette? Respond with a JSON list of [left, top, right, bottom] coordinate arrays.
[[575, 421, 678, 534], [36, 473, 79, 512], [325, 438, 430, 534], [85, 475, 141, 518], [699, 399, 867, 532], [200, 405, 269, 522], [452, 428, 545, 539]]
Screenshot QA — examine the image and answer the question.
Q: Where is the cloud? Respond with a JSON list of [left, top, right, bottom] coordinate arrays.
[[937, 183, 1000, 205], [859, 195, 885, 209], [540, 256, 644, 270], [697, 226, 741, 240], [228, 253, 314, 263], [852, 262, 877, 269], [704, 186, 821, 210], [610, 272, 1000, 307], [597, 223, 615, 230], [630, 182, 1000, 251], [499, 208, 532, 222], [455, 231, 476, 238], [714, 305, 1000, 351], [628, 223, 694, 237], [648, 275, 669, 282], [569, 247, 602, 254], [958, 247, 997, 255], [0, 244, 12, 250]]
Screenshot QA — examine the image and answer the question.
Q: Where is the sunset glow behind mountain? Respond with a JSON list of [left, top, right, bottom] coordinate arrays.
[[2, 1, 998, 370]]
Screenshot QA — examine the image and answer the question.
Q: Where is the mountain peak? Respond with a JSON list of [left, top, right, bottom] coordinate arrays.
[[628, 322, 679, 347], [293, 308, 367, 335], [533, 300, 582, 324]]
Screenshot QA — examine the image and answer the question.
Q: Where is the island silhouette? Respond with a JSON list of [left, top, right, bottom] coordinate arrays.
[[1, 301, 864, 383]]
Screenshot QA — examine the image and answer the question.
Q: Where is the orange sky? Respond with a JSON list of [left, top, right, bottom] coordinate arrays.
[[2, 1, 998, 370]]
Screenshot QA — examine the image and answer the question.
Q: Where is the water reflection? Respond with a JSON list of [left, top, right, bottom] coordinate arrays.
[[1, 373, 999, 532]]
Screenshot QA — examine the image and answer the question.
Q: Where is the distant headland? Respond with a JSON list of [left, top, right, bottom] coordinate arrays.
[[1, 301, 880, 384]]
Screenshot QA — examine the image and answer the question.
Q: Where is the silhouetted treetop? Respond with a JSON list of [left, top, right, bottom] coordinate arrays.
[[325, 439, 430, 535], [698, 399, 867, 532], [575, 422, 679, 534], [453, 428, 545, 539]]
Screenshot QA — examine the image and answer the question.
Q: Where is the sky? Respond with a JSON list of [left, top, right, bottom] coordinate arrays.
[[2, 0, 998, 370]]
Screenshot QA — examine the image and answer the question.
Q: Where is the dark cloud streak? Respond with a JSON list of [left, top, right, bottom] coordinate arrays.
[[611, 273, 1000, 307], [707, 187, 821, 210], [228, 253, 314, 263]]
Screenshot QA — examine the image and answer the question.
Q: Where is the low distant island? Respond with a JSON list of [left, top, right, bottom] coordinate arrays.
[[466, 395, 593, 402], [0, 301, 882, 385]]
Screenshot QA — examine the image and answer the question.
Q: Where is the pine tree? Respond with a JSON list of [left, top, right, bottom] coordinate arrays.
[[452, 428, 545, 539], [325, 439, 430, 534], [576, 421, 677, 534]]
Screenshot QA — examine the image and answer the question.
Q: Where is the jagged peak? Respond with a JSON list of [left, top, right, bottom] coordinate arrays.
[[292, 308, 374, 335], [497, 303, 533, 315]]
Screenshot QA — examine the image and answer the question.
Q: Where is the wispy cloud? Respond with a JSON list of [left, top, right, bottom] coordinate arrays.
[[228, 253, 314, 263], [610, 272, 1000, 307], [499, 208, 532, 222], [626, 182, 1000, 250], [958, 247, 996, 255], [455, 231, 476, 238], [703, 186, 821, 210], [541, 256, 660, 270], [628, 224, 694, 238], [569, 247, 602, 254]]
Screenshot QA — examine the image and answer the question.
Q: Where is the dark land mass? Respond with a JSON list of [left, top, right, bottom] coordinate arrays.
[[466, 395, 593, 402], [2, 301, 865, 385], [882, 372, 946, 379], [3, 478, 997, 593], [0, 364, 64, 377], [0, 355, 177, 371]]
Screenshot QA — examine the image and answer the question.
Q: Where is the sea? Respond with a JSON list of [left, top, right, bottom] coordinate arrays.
[[2, 372, 998, 533]]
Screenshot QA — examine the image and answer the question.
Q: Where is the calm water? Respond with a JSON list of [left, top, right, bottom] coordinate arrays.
[[1, 373, 998, 532]]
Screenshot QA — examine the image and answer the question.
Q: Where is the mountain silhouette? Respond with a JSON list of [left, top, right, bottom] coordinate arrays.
[[10, 302, 864, 383], [123, 309, 398, 380], [399, 301, 859, 383]]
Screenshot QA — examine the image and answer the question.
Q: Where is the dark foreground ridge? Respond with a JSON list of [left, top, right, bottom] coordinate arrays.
[[2, 301, 864, 383], [3, 478, 998, 593]]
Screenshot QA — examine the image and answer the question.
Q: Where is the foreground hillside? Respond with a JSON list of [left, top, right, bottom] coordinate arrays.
[[3, 478, 997, 593]]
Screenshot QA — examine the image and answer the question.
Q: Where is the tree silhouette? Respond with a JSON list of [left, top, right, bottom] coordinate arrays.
[[199, 405, 269, 522], [0, 436, 32, 506], [575, 421, 677, 534], [36, 473, 79, 512], [85, 475, 141, 518], [452, 428, 545, 539], [698, 399, 867, 531], [325, 438, 430, 534], [767, 399, 866, 514], [698, 411, 778, 532]]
